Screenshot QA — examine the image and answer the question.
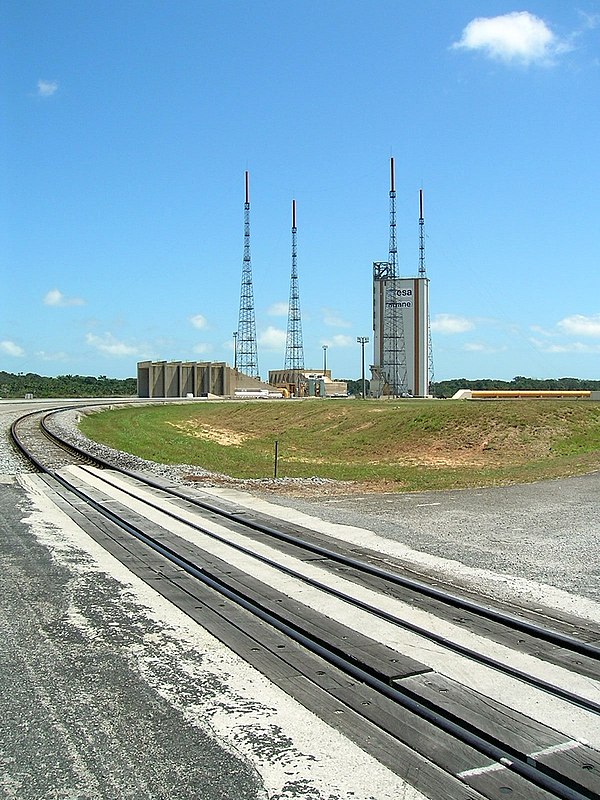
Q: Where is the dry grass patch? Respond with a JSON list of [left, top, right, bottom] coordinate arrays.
[[165, 420, 250, 446]]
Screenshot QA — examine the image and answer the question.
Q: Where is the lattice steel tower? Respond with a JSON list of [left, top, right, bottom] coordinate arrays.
[[236, 171, 259, 378], [382, 157, 408, 396], [419, 188, 434, 388], [284, 199, 305, 371]]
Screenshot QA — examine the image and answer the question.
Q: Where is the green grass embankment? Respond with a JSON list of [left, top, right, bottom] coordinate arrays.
[[79, 399, 600, 492]]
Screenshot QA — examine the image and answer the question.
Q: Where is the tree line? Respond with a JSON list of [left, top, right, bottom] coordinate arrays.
[[0, 371, 137, 398], [344, 376, 600, 398], [430, 376, 600, 398], [2, 370, 598, 400]]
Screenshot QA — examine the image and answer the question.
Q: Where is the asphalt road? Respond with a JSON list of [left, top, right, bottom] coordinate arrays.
[[0, 479, 265, 800], [255, 469, 600, 605]]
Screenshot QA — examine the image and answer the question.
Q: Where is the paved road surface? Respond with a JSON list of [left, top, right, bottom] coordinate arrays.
[[254, 470, 600, 605]]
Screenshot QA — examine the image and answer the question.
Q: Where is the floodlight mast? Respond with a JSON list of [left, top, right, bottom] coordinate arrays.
[[357, 336, 369, 399]]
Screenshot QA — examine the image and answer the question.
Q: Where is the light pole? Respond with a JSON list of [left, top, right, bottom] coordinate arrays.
[[322, 344, 328, 375], [233, 331, 238, 370], [357, 337, 369, 399]]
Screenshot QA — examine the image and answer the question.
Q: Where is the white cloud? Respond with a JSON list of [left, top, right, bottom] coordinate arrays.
[[44, 288, 85, 307], [531, 338, 600, 354], [323, 334, 354, 348], [85, 332, 140, 357], [452, 12, 569, 65], [557, 314, 600, 337], [267, 302, 289, 317], [463, 342, 485, 352], [37, 79, 58, 97], [36, 350, 68, 361], [463, 342, 507, 354], [258, 326, 287, 350], [529, 324, 557, 338], [1, 340, 25, 357], [193, 342, 212, 355], [190, 314, 208, 330], [322, 308, 351, 328], [431, 313, 475, 334]]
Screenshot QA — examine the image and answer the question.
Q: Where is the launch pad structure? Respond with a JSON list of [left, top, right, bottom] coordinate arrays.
[[139, 162, 431, 401], [370, 159, 431, 398]]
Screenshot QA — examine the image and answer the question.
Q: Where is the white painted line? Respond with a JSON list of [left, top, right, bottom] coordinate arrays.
[[457, 740, 582, 779], [457, 761, 506, 778], [529, 740, 583, 758]]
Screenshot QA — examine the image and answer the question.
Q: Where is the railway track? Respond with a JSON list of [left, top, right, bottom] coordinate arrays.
[[11, 404, 600, 800]]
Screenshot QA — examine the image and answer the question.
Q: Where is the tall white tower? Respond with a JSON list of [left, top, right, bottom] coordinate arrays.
[[373, 275, 429, 396]]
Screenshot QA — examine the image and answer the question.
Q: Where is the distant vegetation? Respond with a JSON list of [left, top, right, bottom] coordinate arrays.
[[81, 398, 600, 493], [345, 378, 370, 396], [430, 376, 600, 398], [342, 376, 600, 398], [0, 371, 136, 398], [2, 370, 598, 402]]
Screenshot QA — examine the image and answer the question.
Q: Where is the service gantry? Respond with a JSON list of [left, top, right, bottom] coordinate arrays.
[[380, 157, 408, 396]]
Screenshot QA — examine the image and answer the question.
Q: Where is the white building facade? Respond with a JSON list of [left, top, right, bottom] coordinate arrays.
[[372, 275, 430, 397]]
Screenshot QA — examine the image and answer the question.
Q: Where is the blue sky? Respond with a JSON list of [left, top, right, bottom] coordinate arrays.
[[2, 1, 600, 382]]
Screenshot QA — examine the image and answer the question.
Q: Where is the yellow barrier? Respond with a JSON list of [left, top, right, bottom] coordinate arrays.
[[471, 390, 591, 399]]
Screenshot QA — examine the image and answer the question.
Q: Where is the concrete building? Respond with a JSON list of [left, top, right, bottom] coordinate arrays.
[[371, 275, 430, 397], [137, 361, 273, 399], [268, 369, 348, 398]]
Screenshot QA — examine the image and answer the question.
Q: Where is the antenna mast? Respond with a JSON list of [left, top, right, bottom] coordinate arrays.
[[419, 188, 434, 387], [388, 157, 398, 277], [236, 171, 259, 378], [382, 157, 408, 396], [284, 199, 305, 372], [418, 189, 426, 277]]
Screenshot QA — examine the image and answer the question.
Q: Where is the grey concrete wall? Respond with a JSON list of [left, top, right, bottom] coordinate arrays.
[[137, 361, 262, 398]]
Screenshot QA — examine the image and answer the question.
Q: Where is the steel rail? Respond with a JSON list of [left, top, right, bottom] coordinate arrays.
[[29, 464, 599, 800], [35, 406, 600, 660], [23, 406, 600, 666], [76, 463, 600, 716], [165, 485, 600, 660], [11, 404, 114, 471]]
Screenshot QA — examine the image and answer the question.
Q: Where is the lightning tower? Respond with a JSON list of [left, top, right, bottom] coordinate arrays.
[[236, 171, 259, 378], [284, 199, 305, 372], [419, 188, 434, 388], [418, 189, 426, 278], [381, 157, 408, 395]]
